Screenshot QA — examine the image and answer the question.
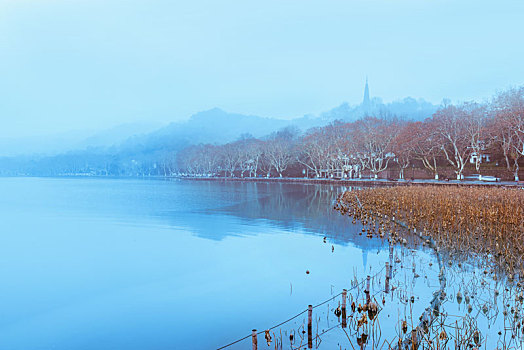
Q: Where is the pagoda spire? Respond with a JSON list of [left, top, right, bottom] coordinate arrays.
[[362, 76, 370, 107]]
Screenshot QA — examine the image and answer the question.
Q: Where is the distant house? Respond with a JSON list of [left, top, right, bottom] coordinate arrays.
[[469, 152, 491, 164]]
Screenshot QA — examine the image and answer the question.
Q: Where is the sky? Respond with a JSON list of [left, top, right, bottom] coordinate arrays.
[[0, 0, 523, 138]]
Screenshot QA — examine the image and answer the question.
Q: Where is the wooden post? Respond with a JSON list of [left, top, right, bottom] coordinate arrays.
[[341, 289, 347, 328], [308, 305, 313, 349], [385, 262, 390, 293], [252, 329, 257, 350], [366, 275, 371, 304], [411, 329, 418, 348]]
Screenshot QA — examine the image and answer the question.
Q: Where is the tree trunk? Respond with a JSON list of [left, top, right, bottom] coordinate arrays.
[[504, 153, 511, 172]]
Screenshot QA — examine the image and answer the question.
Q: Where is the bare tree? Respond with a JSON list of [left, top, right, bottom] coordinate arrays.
[[176, 145, 199, 175], [492, 87, 524, 181], [297, 127, 327, 177], [237, 138, 264, 177], [431, 103, 476, 180], [350, 116, 399, 178], [410, 121, 442, 180], [391, 121, 414, 179], [297, 123, 344, 178], [263, 128, 298, 177], [199, 144, 220, 175], [176, 144, 220, 176], [258, 140, 273, 178], [160, 152, 177, 176], [219, 142, 242, 177], [324, 121, 353, 178], [466, 104, 492, 178]]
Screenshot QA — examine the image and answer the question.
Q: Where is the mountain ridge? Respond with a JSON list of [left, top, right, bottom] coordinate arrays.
[[0, 96, 439, 176]]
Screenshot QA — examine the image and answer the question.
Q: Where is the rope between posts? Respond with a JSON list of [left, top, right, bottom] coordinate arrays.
[[216, 309, 309, 350], [295, 322, 343, 349], [311, 291, 342, 309], [216, 334, 253, 349], [216, 264, 387, 349], [266, 309, 308, 331]]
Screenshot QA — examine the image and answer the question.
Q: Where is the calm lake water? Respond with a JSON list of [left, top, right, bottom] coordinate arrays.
[[0, 178, 520, 349], [0, 178, 375, 349]]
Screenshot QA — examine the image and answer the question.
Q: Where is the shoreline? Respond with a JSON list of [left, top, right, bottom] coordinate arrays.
[[1, 175, 523, 188], [176, 176, 524, 188]]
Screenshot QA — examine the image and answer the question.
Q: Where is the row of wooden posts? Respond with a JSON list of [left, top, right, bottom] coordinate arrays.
[[250, 250, 393, 350]]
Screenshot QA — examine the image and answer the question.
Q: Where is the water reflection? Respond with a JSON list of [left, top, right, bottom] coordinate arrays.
[[167, 181, 384, 253]]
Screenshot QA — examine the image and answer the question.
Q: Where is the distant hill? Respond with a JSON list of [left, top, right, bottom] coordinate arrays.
[[106, 107, 327, 161], [0, 122, 163, 157], [320, 97, 438, 123], [0, 109, 298, 176], [134, 108, 291, 146], [0, 97, 440, 176], [76, 122, 164, 150]]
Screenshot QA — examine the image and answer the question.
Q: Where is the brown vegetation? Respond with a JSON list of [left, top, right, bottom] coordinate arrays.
[[336, 186, 524, 276]]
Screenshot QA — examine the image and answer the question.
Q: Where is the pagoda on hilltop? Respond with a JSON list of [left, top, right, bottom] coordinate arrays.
[[362, 76, 371, 110]]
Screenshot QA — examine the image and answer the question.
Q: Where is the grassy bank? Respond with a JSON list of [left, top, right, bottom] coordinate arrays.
[[336, 186, 524, 277]]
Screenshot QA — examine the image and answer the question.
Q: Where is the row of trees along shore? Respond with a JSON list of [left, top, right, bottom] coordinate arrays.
[[176, 87, 524, 181]]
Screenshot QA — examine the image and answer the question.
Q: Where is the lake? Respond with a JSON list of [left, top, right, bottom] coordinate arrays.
[[0, 178, 520, 349]]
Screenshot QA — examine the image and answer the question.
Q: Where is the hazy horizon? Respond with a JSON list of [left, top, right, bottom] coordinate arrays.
[[1, 0, 523, 139]]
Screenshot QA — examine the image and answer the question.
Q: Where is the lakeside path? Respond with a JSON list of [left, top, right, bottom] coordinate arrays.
[[176, 176, 524, 188]]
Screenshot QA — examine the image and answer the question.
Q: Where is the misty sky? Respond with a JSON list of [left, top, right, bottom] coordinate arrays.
[[0, 0, 523, 138]]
